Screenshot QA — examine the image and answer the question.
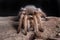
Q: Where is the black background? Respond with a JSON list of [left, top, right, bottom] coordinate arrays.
[[0, 0, 59, 17]]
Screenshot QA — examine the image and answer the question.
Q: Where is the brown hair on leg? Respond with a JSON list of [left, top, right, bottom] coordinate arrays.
[[27, 15, 34, 31], [34, 11, 44, 32], [27, 19, 31, 31], [33, 14, 42, 38], [23, 15, 28, 35], [30, 18, 35, 31], [17, 13, 25, 33], [35, 12, 42, 27]]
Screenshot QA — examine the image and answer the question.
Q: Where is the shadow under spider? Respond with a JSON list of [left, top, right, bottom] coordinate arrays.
[[11, 16, 20, 33], [46, 38, 56, 40]]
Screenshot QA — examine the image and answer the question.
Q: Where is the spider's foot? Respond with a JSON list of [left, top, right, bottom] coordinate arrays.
[[17, 29, 21, 34], [22, 30, 27, 35], [17, 30, 20, 34]]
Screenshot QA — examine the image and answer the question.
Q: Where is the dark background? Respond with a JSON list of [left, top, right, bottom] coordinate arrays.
[[0, 0, 59, 17]]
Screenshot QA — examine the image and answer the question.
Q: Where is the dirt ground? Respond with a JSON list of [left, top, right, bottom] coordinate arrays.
[[0, 16, 60, 40]]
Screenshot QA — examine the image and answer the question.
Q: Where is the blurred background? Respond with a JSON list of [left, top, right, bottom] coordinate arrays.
[[0, 0, 59, 17]]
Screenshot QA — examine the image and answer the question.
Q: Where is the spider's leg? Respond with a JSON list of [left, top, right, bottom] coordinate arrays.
[[34, 11, 44, 32], [33, 15, 39, 32], [23, 15, 28, 35], [36, 13, 42, 30], [17, 13, 25, 33], [30, 19, 35, 31], [38, 11, 47, 21], [40, 12, 46, 18], [27, 19, 30, 31], [33, 15, 42, 38], [28, 15, 34, 31], [37, 8, 47, 18]]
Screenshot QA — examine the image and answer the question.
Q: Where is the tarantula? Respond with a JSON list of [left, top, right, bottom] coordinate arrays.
[[17, 5, 47, 36]]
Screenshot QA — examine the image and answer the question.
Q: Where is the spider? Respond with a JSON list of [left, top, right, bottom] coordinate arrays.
[[17, 5, 47, 36]]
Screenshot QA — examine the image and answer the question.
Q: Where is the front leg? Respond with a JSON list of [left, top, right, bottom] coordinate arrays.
[[33, 15, 39, 33], [30, 19, 35, 31], [28, 15, 34, 31], [34, 11, 44, 32], [27, 19, 31, 31], [17, 14, 24, 33], [33, 15, 42, 38], [23, 15, 28, 35]]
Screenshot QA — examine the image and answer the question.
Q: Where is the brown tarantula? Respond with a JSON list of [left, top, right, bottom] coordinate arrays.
[[17, 5, 47, 35]]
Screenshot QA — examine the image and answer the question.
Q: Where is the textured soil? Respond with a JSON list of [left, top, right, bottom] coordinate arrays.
[[0, 16, 60, 40]]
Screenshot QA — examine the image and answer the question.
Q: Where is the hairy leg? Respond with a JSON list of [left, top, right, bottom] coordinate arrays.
[[17, 14, 25, 33], [33, 15, 39, 32], [27, 15, 34, 31], [38, 11, 48, 21], [35, 12, 42, 28], [36, 13, 43, 31], [34, 11, 44, 32], [30, 19, 35, 31], [33, 15, 42, 38], [37, 8, 47, 17], [23, 15, 28, 35], [27, 19, 31, 31]]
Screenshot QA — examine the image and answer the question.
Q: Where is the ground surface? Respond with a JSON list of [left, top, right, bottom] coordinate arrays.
[[0, 16, 60, 40]]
